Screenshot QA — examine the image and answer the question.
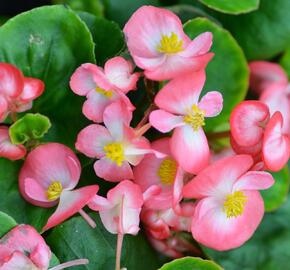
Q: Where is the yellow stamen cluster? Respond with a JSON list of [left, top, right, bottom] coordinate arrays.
[[223, 191, 247, 218], [157, 32, 183, 54], [104, 143, 124, 166], [96, 87, 113, 98], [157, 158, 177, 185], [46, 181, 63, 201], [183, 104, 205, 131]]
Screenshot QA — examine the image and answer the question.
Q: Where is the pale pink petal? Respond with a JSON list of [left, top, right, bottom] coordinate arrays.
[[42, 185, 99, 231], [249, 61, 288, 94], [0, 95, 9, 122], [262, 112, 290, 171], [19, 77, 45, 102], [14, 101, 32, 113], [171, 125, 209, 174], [93, 158, 133, 182], [149, 110, 184, 133], [230, 100, 270, 146], [191, 191, 264, 251], [0, 126, 26, 160], [88, 194, 112, 211], [155, 70, 206, 115], [233, 171, 274, 191], [75, 124, 111, 158], [183, 155, 253, 199], [0, 251, 39, 270], [0, 63, 24, 98], [198, 91, 223, 117]]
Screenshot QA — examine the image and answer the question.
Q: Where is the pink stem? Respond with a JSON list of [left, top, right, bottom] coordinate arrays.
[[49, 259, 89, 270], [78, 209, 96, 228], [115, 233, 124, 270]]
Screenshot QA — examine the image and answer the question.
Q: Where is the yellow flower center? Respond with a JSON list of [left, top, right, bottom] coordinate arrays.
[[96, 87, 113, 98], [156, 32, 184, 54], [157, 158, 177, 185], [104, 142, 124, 166], [183, 104, 205, 131], [223, 191, 247, 218], [46, 181, 63, 201]]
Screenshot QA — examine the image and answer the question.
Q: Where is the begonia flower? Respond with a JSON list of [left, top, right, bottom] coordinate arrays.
[[149, 71, 223, 173], [183, 155, 274, 251], [18, 143, 99, 231], [123, 6, 213, 81], [88, 180, 144, 235], [0, 63, 44, 122], [76, 101, 154, 182], [0, 224, 89, 270], [0, 126, 26, 160], [70, 57, 139, 123]]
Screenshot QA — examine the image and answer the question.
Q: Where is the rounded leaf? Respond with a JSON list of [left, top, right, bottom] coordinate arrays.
[[0, 212, 17, 237]]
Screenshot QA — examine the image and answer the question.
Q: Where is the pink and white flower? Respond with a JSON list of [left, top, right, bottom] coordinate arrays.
[[88, 180, 144, 235], [149, 71, 223, 173], [18, 143, 99, 232], [0, 63, 44, 122], [0, 126, 26, 160], [123, 6, 213, 81], [183, 155, 274, 251], [76, 101, 152, 182], [70, 57, 140, 123]]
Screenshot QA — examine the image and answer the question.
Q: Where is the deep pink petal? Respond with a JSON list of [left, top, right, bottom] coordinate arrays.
[[42, 185, 99, 231], [230, 100, 270, 146], [0, 95, 8, 122], [171, 125, 209, 174], [198, 91, 223, 117], [19, 77, 45, 102], [93, 159, 133, 182], [155, 70, 206, 114], [183, 155, 253, 199], [230, 134, 262, 158]]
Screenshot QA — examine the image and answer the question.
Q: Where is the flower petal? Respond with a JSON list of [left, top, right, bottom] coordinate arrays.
[[0, 251, 39, 270], [0, 95, 8, 122], [42, 185, 99, 231], [198, 91, 223, 117], [19, 77, 44, 102], [171, 125, 209, 174]]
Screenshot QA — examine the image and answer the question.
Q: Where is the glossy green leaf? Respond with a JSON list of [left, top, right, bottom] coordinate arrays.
[[0, 212, 17, 237], [0, 5, 95, 148], [204, 194, 290, 269], [9, 113, 51, 145], [46, 214, 161, 270], [184, 18, 248, 132], [261, 167, 289, 212], [160, 257, 223, 270], [0, 159, 53, 231], [78, 11, 124, 64], [198, 0, 259, 14], [49, 253, 61, 268], [214, 0, 290, 60], [280, 48, 290, 79]]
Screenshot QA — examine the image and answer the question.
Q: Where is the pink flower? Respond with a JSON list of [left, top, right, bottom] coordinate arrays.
[[0, 225, 51, 269], [0, 126, 26, 160], [70, 57, 140, 123], [123, 6, 213, 81], [0, 63, 44, 122], [183, 155, 274, 251], [149, 71, 223, 173], [88, 180, 143, 235], [76, 101, 152, 182], [19, 143, 99, 232]]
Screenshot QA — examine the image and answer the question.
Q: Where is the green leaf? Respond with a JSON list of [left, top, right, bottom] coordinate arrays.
[[49, 253, 61, 268], [261, 167, 289, 212], [214, 0, 290, 60], [9, 113, 51, 145], [103, 0, 159, 26], [78, 12, 125, 64], [46, 213, 161, 270], [280, 48, 290, 79], [184, 18, 248, 132], [160, 257, 223, 270], [0, 5, 95, 148], [204, 194, 290, 269], [0, 212, 17, 237], [198, 0, 259, 14], [0, 159, 53, 231]]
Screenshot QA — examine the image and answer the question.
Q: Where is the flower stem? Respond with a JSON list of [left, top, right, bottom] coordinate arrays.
[[49, 259, 89, 270], [136, 103, 156, 129], [115, 233, 124, 270], [78, 209, 96, 228], [207, 130, 230, 140], [10, 112, 17, 123]]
